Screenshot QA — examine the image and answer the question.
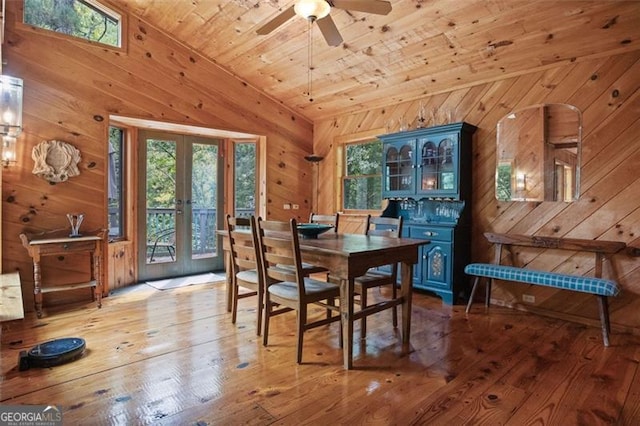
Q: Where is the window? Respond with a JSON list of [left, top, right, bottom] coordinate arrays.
[[234, 141, 257, 217], [342, 140, 383, 210], [24, 0, 122, 48], [108, 126, 125, 239]]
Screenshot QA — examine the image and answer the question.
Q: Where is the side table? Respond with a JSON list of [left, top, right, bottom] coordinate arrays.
[[19, 229, 107, 318]]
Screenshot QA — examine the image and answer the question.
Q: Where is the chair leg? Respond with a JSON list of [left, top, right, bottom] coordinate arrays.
[[256, 285, 263, 336], [337, 297, 343, 348], [263, 294, 271, 347], [465, 276, 480, 314], [597, 296, 611, 347], [231, 281, 239, 324], [297, 306, 306, 364], [360, 288, 368, 339], [391, 282, 398, 328]]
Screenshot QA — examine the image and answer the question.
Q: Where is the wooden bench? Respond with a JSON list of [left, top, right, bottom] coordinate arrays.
[[465, 233, 626, 346]]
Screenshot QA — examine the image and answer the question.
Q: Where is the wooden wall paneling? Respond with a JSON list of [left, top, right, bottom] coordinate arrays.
[[581, 93, 640, 187], [573, 177, 640, 238], [314, 51, 640, 330], [102, 0, 640, 123], [579, 60, 640, 142], [2, 2, 315, 313], [535, 150, 640, 239], [566, 53, 640, 112], [108, 242, 135, 291], [469, 73, 546, 209]]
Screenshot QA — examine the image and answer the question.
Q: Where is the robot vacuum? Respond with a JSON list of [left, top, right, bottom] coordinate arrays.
[[18, 337, 86, 371]]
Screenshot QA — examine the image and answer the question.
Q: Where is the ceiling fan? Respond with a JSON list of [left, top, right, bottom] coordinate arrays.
[[256, 0, 392, 46]]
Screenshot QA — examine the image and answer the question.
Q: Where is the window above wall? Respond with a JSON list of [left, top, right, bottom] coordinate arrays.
[[23, 0, 122, 48]]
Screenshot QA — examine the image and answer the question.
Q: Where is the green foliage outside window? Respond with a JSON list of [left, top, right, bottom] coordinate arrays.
[[146, 140, 177, 210], [343, 140, 383, 210], [191, 143, 218, 210], [108, 126, 124, 238], [234, 143, 256, 215], [24, 0, 120, 47]]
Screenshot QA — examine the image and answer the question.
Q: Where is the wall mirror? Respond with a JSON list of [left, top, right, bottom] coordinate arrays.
[[496, 103, 582, 202]]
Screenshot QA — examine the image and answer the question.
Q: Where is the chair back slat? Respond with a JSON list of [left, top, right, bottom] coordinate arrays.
[[256, 218, 307, 298], [365, 215, 403, 238], [309, 212, 340, 233], [226, 215, 261, 275], [364, 215, 403, 278]]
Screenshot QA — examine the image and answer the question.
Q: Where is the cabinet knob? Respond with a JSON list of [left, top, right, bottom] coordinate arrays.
[[63, 244, 69, 250], [424, 231, 438, 237]]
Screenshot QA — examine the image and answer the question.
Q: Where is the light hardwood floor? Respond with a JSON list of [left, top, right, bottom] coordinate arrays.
[[1, 281, 639, 425]]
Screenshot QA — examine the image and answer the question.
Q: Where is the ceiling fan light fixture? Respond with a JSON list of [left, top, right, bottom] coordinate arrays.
[[294, 0, 330, 21]]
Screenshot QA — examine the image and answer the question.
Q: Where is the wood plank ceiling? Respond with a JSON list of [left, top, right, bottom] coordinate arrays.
[[115, 0, 639, 122]]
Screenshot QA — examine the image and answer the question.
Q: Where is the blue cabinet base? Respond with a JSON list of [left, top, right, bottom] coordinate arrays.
[[414, 285, 455, 305]]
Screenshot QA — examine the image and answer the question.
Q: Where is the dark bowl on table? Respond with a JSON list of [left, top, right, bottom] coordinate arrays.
[[297, 223, 333, 239]]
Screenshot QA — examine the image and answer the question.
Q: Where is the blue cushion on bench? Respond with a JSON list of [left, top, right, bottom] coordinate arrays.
[[464, 263, 620, 297]]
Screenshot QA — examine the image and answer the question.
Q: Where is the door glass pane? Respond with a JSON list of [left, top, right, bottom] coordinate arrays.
[[146, 139, 176, 264], [234, 142, 256, 218], [108, 126, 125, 239], [191, 143, 218, 259]]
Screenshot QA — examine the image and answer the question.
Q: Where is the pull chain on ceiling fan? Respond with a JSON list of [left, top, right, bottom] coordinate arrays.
[[257, 0, 392, 101], [257, 0, 392, 47]]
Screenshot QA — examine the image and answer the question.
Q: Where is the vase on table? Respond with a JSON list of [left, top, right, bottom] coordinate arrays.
[[67, 213, 84, 237]]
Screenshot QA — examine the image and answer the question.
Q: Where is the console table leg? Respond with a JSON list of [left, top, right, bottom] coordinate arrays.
[[33, 261, 43, 318], [94, 252, 102, 308]]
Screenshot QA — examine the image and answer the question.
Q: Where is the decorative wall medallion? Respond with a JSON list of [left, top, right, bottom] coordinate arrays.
[[32, 140, 82, 183]]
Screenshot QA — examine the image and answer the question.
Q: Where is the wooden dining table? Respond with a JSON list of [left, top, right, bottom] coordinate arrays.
[[219, 230, 427, 369], [297, 233, 427, 369]]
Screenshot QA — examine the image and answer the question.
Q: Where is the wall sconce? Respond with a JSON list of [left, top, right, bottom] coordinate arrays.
[[516, 172, 527, 191], [1, 75, 24, 166], [1, 75, 24, 137], [2, 136, 17, 167]]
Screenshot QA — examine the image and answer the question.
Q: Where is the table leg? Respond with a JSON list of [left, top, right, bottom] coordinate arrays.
[[400, 261, 413, 354], [93, 251, 102, 308], [340, 277, 354, 369], [33, 260, 43, 319]]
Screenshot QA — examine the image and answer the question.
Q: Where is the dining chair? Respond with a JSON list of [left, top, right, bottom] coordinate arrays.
[[225, 215, 264, 335], [309, 212, 340, 233], [256, 217, 342, 364], [275, 213, 337, 277], [354, 215, 403, 338]]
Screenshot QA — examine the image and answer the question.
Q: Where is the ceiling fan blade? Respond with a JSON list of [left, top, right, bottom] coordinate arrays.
[[316, 15, 344, 46], [330, 0, 392, 15], [256, 5, 296, 35]]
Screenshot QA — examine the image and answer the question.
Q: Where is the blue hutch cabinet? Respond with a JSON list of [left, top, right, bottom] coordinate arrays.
[[379, 122, 477, 304]]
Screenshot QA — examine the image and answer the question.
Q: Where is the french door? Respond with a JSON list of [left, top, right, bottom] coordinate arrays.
[[138, 130, 224, 281]]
